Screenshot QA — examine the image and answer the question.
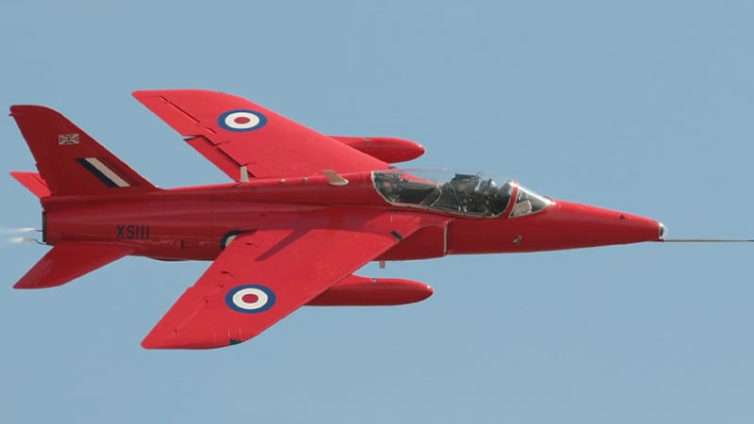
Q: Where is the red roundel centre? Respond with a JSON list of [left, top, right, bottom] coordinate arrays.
[[242, 293, 259, 303], [234, 116, 251, 124]]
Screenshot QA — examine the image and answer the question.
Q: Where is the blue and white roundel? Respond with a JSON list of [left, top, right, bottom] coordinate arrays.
[[218, 110, 268, 132], [225, 284, 276, 313]]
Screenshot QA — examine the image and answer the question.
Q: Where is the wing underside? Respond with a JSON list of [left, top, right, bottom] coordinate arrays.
[[143, 213, 435, 349]]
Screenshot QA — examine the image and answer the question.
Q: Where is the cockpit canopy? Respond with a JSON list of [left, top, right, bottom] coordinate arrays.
[[372, 169, 553, 218]]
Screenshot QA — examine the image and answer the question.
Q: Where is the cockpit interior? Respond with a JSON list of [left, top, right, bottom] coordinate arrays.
[[373, 170, 553, 218]]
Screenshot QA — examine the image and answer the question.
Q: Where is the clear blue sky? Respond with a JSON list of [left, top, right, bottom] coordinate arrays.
[[1, 1, 753, 423]]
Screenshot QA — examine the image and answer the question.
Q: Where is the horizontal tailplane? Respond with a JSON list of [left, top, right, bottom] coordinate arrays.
[[10, 171, 51, 198], [15, 242, 133, 289]]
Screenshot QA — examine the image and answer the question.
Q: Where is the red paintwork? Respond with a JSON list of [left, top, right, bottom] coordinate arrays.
[[140, 216, 435, 349], [330, 136, 425, 163], [133, 90, 389, 180], [37, 173, 659, 262], [307, 275, 433, 306], [10, 172, 50, 198], [7, 89, 664, 349], [14, 241, 133, 289], [443, 200, 661, 254]]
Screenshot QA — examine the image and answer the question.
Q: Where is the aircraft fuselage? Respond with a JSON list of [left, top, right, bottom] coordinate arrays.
[[41, 171, 663, 263]]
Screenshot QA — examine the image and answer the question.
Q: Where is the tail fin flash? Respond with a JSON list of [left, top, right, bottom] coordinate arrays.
[[14, 241, 133, 289], [10, 105, 157, 196]]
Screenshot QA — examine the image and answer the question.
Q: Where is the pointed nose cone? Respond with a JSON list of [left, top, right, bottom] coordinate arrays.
[[543, 200, 663, 248]]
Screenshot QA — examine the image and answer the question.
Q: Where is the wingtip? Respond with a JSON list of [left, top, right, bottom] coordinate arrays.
[[140, 329, 238, 350], [140, 332, 173, 349]]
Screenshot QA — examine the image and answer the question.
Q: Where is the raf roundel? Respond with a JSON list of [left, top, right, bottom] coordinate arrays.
[[218, 109, 268, 132], [225, 284, 276, 313]]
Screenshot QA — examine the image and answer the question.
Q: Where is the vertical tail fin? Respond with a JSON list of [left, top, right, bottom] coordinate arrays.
[[10, 105, 157, 196]]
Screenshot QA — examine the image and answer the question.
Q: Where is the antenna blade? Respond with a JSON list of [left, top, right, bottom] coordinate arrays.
[[322, 169, 349, 186]]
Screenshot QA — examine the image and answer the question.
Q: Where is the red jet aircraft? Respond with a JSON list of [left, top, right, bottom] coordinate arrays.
[[9, 89, 669, 349]]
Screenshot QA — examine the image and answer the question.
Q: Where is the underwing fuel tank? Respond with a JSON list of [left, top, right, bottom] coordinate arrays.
[[307, 275, 433, 306], [330, 136, 425, 163]]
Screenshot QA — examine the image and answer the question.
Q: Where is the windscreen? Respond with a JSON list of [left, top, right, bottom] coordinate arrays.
[[509, 184, 553, 217]]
